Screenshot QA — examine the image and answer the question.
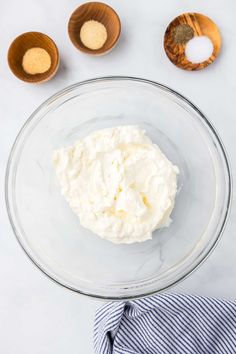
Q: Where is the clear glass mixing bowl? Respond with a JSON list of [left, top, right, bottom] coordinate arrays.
[[6, 77, 231, 300]]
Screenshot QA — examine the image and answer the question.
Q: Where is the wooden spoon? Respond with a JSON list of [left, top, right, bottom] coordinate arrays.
[[164, 13, 221, 71]]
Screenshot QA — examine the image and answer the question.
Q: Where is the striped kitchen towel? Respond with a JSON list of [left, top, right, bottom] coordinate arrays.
[[94, 293, 236, 354]]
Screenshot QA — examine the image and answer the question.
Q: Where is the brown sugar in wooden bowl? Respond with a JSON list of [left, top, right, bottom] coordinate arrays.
[[8, 32, 59, 83], [68, 2, 121, 55], [164, 13, 221, 71]]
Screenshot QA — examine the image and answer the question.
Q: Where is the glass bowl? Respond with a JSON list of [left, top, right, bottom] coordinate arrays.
[[6, 77, 231, 300]]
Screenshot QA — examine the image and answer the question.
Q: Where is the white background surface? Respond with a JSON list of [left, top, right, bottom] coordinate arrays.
[[1, 1, 236, 353]]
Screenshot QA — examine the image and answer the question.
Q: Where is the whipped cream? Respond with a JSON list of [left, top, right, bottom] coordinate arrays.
[[53, 126, 179, 244]]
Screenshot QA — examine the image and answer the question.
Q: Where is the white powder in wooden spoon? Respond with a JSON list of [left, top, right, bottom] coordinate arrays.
[[185, 36, 213, 64]]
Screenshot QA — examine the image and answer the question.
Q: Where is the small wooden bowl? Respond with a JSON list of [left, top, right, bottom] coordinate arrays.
[[68, 2, 121, 55], [8, 32, 59, 83], [164, 13, 221, 71]]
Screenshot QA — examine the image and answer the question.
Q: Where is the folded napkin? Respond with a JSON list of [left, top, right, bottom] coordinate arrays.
[[94, 293, 236, 354]]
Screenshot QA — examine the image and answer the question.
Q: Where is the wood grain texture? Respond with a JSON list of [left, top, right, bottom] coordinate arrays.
[[68, 2, 121, 55], [8, 32, 59, 83], [164, 13, 221, 71]]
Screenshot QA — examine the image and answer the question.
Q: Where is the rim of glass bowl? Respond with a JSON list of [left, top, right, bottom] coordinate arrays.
[[5, 76, 232, 301]]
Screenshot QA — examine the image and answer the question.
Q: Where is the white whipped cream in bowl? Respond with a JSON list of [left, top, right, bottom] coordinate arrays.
[[53, 126, 179, 244], [6, 78, 231, 300]]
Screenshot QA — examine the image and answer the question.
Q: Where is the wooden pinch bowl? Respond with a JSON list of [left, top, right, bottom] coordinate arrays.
[[164, 13, 221, 71], [68, 2, 121, 55], [8, 32, 59, 83]]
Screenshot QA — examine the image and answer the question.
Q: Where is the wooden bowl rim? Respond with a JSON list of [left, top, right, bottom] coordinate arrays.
[[7, 31, 59, 83], [67, 1, 121, 55], [173, 12, 221, 37]]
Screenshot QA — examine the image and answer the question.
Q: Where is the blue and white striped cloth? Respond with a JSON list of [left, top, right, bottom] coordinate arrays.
[[94, 293, 236, 354]]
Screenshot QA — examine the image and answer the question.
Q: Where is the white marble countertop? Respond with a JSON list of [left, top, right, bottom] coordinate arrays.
[[1, 0, 236, 353]]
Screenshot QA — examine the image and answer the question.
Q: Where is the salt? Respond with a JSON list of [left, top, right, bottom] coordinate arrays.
[[185, 36, 214, 64]]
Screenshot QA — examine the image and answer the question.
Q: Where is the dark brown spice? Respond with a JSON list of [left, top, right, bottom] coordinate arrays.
[[173, 24, 194, 44]]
